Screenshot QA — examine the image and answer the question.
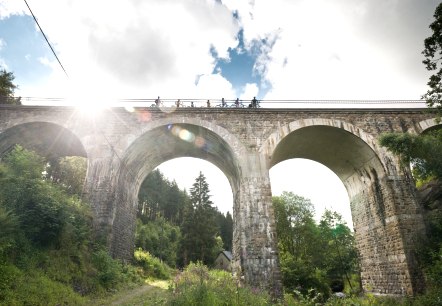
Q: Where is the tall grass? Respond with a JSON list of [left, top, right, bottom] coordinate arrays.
[[168, 262, 273, 306]]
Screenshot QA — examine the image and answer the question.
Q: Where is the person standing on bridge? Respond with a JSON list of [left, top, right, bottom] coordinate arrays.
[[207, 100, 211, 107], [155, 96, 161, 107], [235, 98, 239, 107], [252, 96, 258, 108], [222, 98, 226, 107]]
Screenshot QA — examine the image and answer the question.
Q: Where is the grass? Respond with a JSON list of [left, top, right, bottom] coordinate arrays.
[[88, 279, 170, 306]]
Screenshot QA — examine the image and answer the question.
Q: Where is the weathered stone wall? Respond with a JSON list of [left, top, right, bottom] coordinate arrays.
[[0, 105, 438, 296], [350, 174, 425, 295]]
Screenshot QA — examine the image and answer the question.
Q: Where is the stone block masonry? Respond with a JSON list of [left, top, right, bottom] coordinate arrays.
[[0, 105, 438, 297]]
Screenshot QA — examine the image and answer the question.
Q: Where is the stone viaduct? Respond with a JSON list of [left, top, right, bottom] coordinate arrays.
[[0, 104, 439, 296]]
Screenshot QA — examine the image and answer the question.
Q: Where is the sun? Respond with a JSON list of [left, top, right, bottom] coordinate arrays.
[[66, 88, 114, 117]]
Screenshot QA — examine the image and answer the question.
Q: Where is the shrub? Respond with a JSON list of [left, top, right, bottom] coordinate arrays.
[[169, 262, 272, 306], [134, 248, 171, 279], [0, 264, 86, 305]]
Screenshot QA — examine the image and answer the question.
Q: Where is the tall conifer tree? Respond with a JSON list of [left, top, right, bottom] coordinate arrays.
[[180, 172, 219, 265]]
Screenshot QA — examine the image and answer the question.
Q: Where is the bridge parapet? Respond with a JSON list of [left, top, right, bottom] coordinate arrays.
[[0, 104, 438, 296]]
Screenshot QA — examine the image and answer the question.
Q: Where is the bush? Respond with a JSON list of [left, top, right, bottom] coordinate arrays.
[[0, 263, 86, 305], [169, 262, 272, 306], [134, 248, 171, 279], [279, 253, 331, 300], [92, 249, 142, 291]]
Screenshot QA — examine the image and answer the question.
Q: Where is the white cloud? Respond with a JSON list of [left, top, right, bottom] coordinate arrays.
[[0, 1, 25, 19], [37, 56, 52, 66], [6, 0, 438, 101], [0, 57, 8, 70], [239, 83, 259, 100], [224, 0, 438, 100], [14, 0, 240, 100]]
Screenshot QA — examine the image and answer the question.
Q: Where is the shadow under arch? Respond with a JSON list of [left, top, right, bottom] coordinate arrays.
[[0, 121, 87, 158], [263, 118, 386, 199], [110, 122, 242, 258], [262, 119, 426, 295]]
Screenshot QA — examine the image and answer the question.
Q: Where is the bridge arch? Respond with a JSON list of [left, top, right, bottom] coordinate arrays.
[[110, 121, 244, 259], [416, 117, 441, 133], [261, 118, 389, 197], [0, 121, 87, 158], [262, 118, 424, 295], [125, 116, 249, 164]]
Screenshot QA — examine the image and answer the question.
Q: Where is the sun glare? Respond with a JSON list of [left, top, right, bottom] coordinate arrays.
[[66, 89, 114, 117], [74, 101, 108, 117]]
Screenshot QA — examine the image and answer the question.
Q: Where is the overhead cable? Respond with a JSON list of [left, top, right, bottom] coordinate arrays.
[[23, 0, 68, 77]]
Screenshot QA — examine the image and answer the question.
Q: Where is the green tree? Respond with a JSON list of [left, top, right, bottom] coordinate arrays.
[[217, 210, 233, 251], [46, 156, 87, 197], [273, 192, 319, 258], [273, 192, 327, 296], [135, 217, 181, 267], [0, 145, 91, 248], [272, 192, 359, 298], [423, 3, 442, 112], [379, 129, 442, 183], [138, 169, 188, 225], [0, 69, 21, 105], [180, 172, 219, 266], [0, 206, 19, 255], [318, 210, 359, 292]]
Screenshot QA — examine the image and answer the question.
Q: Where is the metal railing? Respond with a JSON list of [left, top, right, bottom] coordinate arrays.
[[1, 96, 429, 108]]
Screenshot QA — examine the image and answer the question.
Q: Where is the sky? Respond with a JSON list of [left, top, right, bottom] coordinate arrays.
[[0, 0, 440, 227]]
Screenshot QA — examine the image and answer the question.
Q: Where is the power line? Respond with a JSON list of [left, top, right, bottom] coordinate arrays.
[[23, 0, 68, 77]]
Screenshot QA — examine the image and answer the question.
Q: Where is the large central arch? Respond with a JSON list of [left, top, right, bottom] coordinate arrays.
[[262, 118, 425, 295], [110, 121, 243, 258]]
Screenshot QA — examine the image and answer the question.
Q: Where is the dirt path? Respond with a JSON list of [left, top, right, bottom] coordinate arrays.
[[97, 280, 169, 306], [108, 285, 152, 306]]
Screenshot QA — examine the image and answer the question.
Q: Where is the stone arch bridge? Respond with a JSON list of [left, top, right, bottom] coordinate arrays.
[[0, 105, 438, 296]]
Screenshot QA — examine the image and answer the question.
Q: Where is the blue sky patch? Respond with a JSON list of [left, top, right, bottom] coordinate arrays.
[[212, 29, 270, 98], [0, 15, 53, 91]]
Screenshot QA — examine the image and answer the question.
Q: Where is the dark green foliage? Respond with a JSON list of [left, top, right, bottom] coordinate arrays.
[[0, 206, 19, 254], [422, 3, 442, 113], [45, 156, 87, 197], [135, 217, 181, 267], [273, 192, 359, 299], [91, 249, 142, 291], [273, 193, 319, 258], [0, 145, 144, 304], [138, 169, 188, 224], [180, 172, 220, 266], [137, 168, 233, 268], [319, 210, 359, 292], [217, 210, 233, 251], [379, 130, 442, 182], [0, 69, 21, 105], [0, 146, 92, 248]]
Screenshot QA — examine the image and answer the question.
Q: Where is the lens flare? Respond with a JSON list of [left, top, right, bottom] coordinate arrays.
[[194, 136, 205, 148], [168, 124, 206, 148], [136, 109, 152, 122], [179, 129, 195, 142]]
